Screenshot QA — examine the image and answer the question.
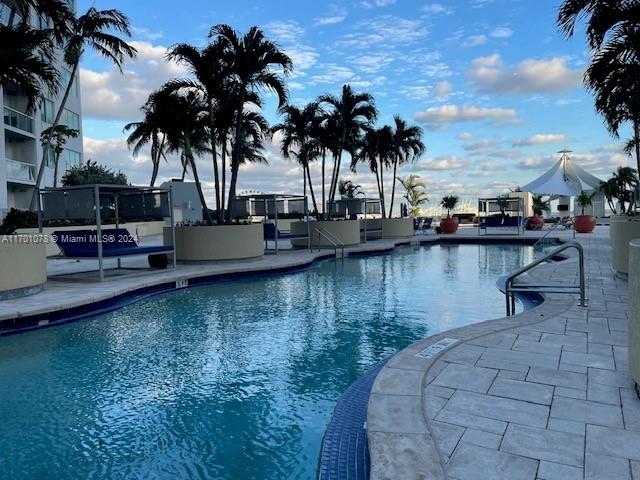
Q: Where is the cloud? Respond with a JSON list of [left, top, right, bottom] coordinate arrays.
[[413, 104, 517, 129], [131, 26, 163, 41], [461, 35, 487, 47], [435, 81, 453, 97], [309, 64, 356, 84], [512, 133, 569, 147], [362, 0, 397, 7], [263, 21, 318, 77], [490, 27, 513, 39], [419, 155, 468, 170], [314, 15, 347, 26], [462, 139, 501, 152], [468, 54, 582, 94], [422, 3, 453, 14], [337, 16, 427, 49], [457, 132, 474, 140], [264, 20, 305, 44], [349, 54, 395, 74], [80, 41, 186, 121]]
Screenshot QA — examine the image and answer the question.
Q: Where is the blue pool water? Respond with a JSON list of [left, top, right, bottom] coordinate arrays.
[[0, 244, 538, 480]]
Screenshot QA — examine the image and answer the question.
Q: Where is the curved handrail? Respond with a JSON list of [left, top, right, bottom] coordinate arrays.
[[314, 228, 345, 259], [505, 240, 587, 316]]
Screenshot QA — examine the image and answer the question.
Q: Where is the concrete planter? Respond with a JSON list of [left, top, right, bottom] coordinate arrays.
[[364, 218, 414, 238], [164, 224, 263, 261], [0, 241, 46, 298], [630, 240, 640, 389], [610, 216, 640, 274], [290, 220, 361, 247]]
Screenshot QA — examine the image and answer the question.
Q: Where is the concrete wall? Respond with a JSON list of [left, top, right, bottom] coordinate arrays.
[[629, 240, 640, 387], [610, 216, 640, 274], [0, 241, 46, 296], [290, 220, 361, 247], [17, 221, 165, 256], [165, 224, 264, 261], [365, 218, 414, 238]]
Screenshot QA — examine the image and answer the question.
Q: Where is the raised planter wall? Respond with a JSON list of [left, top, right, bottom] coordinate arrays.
[[164, 224, 263, 261], [290, 220, 361, 248], [610, 216, 640, 274], [364, 218, 414, 238], [629, 240, 640, 388], [18, 221, 165, 256], [0, 241, 46, 298]]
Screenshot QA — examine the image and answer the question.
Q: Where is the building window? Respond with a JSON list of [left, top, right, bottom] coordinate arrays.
[[61, 69, 79, 98], [63, 149, 81, 168], [62, 109, 80, 130], [40, 98, 54, 123]]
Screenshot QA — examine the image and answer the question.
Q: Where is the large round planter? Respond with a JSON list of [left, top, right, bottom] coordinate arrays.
[[364, 218, 414, 238], [574, 215, 596, 233], [630, 240, 640, 389], [290, 220, 361, 248], [440, 217, 459, 234], [0, 240, 46, 299], [610, 216, 640, 275], [526, 216, 544, 231], [163, 224, 263, 261]]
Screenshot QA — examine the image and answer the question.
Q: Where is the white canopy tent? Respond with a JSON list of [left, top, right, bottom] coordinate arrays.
[[521, 150, 603, 196]]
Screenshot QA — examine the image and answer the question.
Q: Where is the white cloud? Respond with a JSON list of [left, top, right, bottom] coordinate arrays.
[[309, 64, 356, 84], [263, 21, 318, 77], [422, 3, 453, 14], [457, 132, 474, 140], [468, 54, 582, 94], [362, 0, 397, 7], [490, 27, 513, 39], [461, 35, 487, 47], [419, 155, 468, 170], [413, 104, 517, 129], [337, 16, 427, 49], [264, 20, 305, 44], [131, 26, 163, 41], [435, 81, 453, 97], [512, 133, 569, 147], [349, 54, 394, 74], [314, 15, 347, 26]]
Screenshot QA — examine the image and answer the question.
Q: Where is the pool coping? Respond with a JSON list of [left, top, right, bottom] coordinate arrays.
[[0, 234, 556, 337]]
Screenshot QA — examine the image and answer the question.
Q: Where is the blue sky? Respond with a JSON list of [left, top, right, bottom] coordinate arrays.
[[76, 0, 633, 207]]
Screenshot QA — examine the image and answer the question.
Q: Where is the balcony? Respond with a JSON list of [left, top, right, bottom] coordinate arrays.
[[6, 158, 36, 183], [3, 106, 34, 134]]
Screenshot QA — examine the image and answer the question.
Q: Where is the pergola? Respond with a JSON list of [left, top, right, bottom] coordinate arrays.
[[477, 197, 525, 235], [333, 197, 382, 242], [38, 184, 176, 280]]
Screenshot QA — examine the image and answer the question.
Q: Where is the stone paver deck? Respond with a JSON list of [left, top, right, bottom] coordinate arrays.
[[368, 226, 638, 480]]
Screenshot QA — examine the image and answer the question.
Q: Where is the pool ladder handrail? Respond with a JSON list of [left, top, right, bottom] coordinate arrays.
[[505, 240, 587, 316], [314, 228, 345, 259], [533, 218, 575, 248]]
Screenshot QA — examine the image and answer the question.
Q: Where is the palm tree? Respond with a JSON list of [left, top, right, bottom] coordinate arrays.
[[272, 102, 322, 213], [210, 25, 292, 223], [0, 23, 59, 112], [40, 124, 79, 187], [123, 100, 167, 187], [441, 196, 459, 218], [166, 40, 230, 222], [30, 6, 137, 209], [319, 84, 377, 217], [6, 0, 72, 42], [310, 112, 338, 216], [396, 175, 428, 218], [337, 179, 363, 199], [388, 115, 425, 218]]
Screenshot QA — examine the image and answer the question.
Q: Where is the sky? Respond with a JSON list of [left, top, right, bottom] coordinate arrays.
[[76, 0, 634, 211]]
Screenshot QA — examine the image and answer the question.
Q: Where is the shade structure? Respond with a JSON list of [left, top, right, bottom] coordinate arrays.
[[521, 151, 603, 196]]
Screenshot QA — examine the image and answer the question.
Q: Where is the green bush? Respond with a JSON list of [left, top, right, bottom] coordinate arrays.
[[1, 208, 38, 228], [62, 159, 128, 186]]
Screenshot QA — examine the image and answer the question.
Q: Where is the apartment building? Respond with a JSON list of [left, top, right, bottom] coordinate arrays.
[[0, 1, 83, 216]]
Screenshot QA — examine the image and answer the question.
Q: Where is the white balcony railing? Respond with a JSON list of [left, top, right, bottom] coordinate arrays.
[[6, 159, 36, 183], [3, 106, 34, 134]]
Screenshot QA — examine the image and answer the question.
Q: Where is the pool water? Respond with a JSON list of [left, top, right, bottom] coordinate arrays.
[[0, 244, 538, 480]]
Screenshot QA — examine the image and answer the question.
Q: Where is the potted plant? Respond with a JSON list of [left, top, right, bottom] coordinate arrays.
[[527, 195, 549, 230], [605, 167, 640, 274], [440, 196, 459, 234], [574, 191, 597, 233]]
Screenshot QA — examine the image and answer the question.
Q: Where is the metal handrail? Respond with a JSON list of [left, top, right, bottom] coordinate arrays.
[[533, 218, 575, 247], [505, 240, 587, 316], [314, 228, 345, 259]]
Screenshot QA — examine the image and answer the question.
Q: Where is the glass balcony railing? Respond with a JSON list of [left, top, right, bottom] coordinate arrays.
[[6, 159, 36, 183], [4, 106, 34, 133]]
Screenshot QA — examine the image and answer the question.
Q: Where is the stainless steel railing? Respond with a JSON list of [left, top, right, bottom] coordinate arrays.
[[314, 228, 345, 259], [505, 240, 587, 316]]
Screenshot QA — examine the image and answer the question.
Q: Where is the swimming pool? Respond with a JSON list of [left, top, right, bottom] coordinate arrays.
[[0, 243, 539, 479]]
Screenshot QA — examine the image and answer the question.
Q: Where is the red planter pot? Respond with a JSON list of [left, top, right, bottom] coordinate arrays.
[[574, 215, 596, 233], [527, 216, 544, 231], [440, 217, 459, 234]]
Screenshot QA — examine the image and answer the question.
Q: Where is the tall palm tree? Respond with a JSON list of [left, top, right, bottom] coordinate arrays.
[[166, 40, 230, 222], [352, 127, 383, 211], [30, 6, 137, 209], [310, 112, 338, 216], [272, 102, 322, 213], [0, 23, 59, 112], [210, 24, 292, 223], [6, 0, 72, 42], [40, 124, 79, 187], [388, 115, 425, 218], [396, 174, 428, 218], [319, 84, 377, 217]]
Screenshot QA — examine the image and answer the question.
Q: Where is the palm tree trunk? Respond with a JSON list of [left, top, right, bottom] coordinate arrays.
[[53, 151, 60, 188], [306, 165, 318, 213], [181, 158, 188, 181], [379, 157, 386, 219], [30, 59, 79, 210], [635, 122, 640, 211], [221, 140, 227, 214], [388, 155, 399, 218], [209, 105, 221, 224], [328, 150, 343, 217], [321, 149, 326, 216], [226, 91, 246, 224], [227, 163, 240, 221], [373, 163, 382, 203], [184, 135, 213, 225]]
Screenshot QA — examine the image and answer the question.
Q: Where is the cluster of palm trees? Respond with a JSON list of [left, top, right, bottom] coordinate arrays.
[[128, 27, 426, 224], [0, 0, 137, 209], [558, 0, 640, 177]]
